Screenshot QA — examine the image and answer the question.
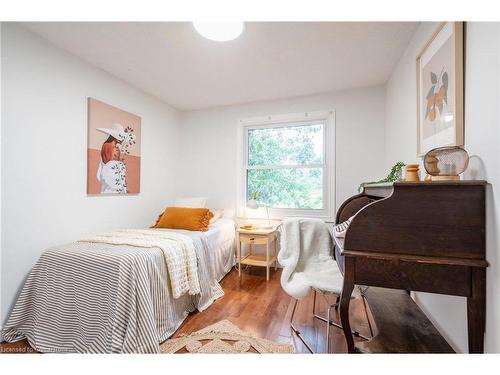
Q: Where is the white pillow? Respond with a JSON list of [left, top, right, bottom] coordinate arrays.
[[174, 197, 207, 208], [209, 209, 224, 224]]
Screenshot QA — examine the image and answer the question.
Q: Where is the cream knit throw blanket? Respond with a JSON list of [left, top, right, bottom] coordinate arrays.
[[80, 229, 200, 299]]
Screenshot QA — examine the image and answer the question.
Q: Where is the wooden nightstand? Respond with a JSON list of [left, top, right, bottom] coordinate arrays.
[[236, 227, 278, 281]]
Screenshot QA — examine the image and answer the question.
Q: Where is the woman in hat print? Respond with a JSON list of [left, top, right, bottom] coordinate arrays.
[[95, 123, 128, 193]]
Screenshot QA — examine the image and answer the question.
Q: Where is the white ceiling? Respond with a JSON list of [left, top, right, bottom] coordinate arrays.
[[23, 22, 418, 110]]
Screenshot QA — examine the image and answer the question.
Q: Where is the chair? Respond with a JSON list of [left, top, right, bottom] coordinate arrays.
[[278, 218, 372, 353], [290, 287, 372, 353]]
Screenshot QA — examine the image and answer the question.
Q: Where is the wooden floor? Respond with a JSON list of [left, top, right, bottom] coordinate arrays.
[[0, 267, 375, 354]]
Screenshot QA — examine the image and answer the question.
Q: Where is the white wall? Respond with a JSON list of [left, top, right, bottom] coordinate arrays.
[[385, 22, 441, 169], [384, 22, 500, 353], [177, 87, 387, 215], [0, 24, 182, 327]]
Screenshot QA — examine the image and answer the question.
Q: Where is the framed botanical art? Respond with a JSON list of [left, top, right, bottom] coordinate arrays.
[[87, 98, 141, 194], [416, 22, 464, 156]]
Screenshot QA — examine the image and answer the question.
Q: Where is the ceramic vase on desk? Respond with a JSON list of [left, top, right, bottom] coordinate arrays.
[[405, 164, 420, 182]]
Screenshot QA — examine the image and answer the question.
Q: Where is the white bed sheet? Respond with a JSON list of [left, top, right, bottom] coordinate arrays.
[[159, 218, 236, 281]]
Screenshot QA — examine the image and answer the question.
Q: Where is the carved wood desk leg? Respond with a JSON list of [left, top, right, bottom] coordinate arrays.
[[467, 267, 486, 353], [340, 256, 356, 353]]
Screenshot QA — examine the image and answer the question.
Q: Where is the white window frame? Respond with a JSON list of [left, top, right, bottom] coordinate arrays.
[[236, 110, 336, 221]]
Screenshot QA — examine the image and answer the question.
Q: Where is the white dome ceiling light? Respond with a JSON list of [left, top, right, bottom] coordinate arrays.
[[193, 22, 245, 42]]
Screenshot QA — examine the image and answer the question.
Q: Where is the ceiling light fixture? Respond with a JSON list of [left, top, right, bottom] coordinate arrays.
[[193, 22, 244, 42]]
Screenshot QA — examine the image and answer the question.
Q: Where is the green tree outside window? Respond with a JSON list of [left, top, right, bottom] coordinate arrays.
[[247, 123, 324, 209]]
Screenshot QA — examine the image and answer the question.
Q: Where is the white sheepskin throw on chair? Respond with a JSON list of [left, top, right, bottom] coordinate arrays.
[[278, 218, 344, 299]]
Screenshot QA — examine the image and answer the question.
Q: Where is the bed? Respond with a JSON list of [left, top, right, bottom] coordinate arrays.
[[1, 218, 236, 353]]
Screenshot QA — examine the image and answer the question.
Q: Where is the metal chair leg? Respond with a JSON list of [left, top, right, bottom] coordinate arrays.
[[290, 298, 315, 353], [326, 305, 332, 353], [312, 289, 317, 315], [291, 291, 371, 354], [361, 293, 374, 338], [313, 293, 371, 341]]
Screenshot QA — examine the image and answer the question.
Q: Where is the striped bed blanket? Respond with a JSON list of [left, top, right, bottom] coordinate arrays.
[[1, 229, 224, 353], [81, 229, 201, 299]]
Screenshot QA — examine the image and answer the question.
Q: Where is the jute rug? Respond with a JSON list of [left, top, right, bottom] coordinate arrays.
[[160, 320, 294, 354]]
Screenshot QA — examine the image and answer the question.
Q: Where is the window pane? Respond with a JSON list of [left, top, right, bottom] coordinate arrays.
[[247, 168, 323, 209], [248, 123, 323, 166]]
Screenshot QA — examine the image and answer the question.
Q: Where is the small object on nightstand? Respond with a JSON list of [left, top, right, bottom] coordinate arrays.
[[405, 164, 420, 182], [246, 192, 273, 230], [236, 226, 278, 281]]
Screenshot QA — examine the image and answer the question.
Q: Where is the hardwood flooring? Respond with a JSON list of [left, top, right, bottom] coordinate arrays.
[[0, 267, 375, 354], [173, 267, 375, 353]]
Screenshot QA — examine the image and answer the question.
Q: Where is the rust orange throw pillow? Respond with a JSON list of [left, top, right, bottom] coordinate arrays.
[[152, 207, 214, 232]]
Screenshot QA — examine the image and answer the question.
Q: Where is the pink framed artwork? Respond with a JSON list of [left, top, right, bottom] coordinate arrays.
[[87, 98, 141, 194]]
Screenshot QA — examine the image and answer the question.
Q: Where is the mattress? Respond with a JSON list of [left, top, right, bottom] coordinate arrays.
[[167, 218, 236, 281], [1, 219, 236, 353]]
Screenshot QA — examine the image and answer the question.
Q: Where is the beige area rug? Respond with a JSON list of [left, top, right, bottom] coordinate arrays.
[[160, 320, 294, 354]]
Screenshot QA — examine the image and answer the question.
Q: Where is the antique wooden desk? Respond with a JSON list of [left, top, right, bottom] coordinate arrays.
[[334, 181, 488, 353]]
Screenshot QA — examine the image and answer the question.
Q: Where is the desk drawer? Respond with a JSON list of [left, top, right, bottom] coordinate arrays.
[[354, 257, 472, 297]]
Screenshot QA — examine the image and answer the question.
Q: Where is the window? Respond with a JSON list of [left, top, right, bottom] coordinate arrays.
[[238, 111, 335, 220]]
